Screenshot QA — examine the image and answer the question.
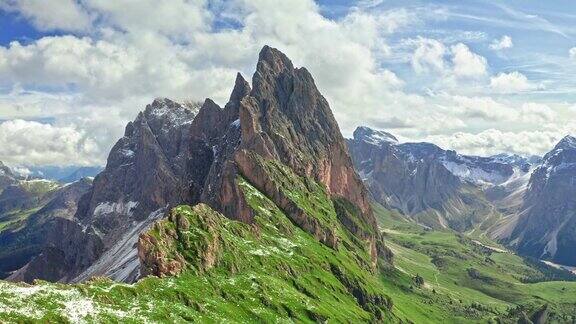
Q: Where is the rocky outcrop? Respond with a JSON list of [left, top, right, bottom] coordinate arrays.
[[138, 47, 388, 274], [138, 204, 224, 278], [239, 47, 373, 217], [64, 99, 202, 281], [499, 136, 576, 266]]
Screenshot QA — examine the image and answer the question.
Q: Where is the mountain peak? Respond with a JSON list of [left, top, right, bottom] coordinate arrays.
[[229, 73, 251, 103], [256, 45, 294, 76], [554, 135, 576, 150], [353, 126, 398, 145]]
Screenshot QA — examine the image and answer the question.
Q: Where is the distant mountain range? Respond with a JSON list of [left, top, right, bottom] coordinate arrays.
[[24, 165, 103, 183], [348, 126, 576, 267]]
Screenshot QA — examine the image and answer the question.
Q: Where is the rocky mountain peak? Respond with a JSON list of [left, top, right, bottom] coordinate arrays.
[[0, 162, 19, 190], [256, 45, 295, 76], [506, 134, 576, 266], [552, 135, 576, 151], [540, 135, 576, 167], [10, 46, 389, 284], [229, 73, 251, 103], [141, 97, 196, 129], [353, 126, 399, 146]]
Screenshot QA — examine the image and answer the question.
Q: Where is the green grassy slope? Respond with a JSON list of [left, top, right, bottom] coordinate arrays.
[[375, 204, 576, 323], [0, 167, 395, 323]]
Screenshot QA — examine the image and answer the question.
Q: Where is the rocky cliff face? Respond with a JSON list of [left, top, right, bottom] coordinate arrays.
[[498, 136, 576, 265], [68, 98, 201, 281], [347, 126, 536, 231], [223, 47, 380, 262], [139, 46, 389, 276], [6, 46, 388, 284]]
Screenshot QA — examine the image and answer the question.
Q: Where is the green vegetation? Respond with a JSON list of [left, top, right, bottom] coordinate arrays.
[[375, 203, 576, 323], [0, 179, 60, 233], [0, 169, 575, 323]]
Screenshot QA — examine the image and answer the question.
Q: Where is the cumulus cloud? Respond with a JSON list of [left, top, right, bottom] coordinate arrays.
[[445, 95, 516, 121], [0, 120, 101, 166], [0, 0, 572, 165], [520, 102, 556, 123], [410, 38, 446, 73], [489, 71, 542, 93], [450, 43, 487, 78], [489, 35, 513, 50], [85, 0, 209, 38], [408, 39, 487, 79], [0, 0, 93, 32], [432, 94, 558, 127], [424, 129, 568, 157]]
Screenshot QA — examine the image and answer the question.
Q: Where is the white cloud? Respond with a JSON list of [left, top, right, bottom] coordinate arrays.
[[520, 102, 556, 123], [408, 39, 488, 79], [569, 47, 576, 59], [0, 120, 101, 166], [85, 0, 209, 38], [0, 0, 93, 32], [410, 37, 446, 73], [0, 0, 572, 165], [424, 129, 568, 157], [450, 43, 487, 78], [445, 95, 516, 121], [489, 35, 513, 50], [489, 71, 541, 93]]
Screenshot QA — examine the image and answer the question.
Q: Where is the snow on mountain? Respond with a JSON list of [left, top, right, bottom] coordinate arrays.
[[352, 126, 398, 146]]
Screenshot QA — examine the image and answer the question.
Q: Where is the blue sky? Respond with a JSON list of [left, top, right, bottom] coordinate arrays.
[[0, 0, 575, 167]]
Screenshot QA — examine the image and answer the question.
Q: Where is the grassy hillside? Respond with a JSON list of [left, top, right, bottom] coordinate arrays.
[[374, 204, 576, 323]]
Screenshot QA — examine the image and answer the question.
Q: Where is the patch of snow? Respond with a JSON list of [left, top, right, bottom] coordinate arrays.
[[471, 240, 508, 253], [64, 298, 96, 323], [93, 201, 139, 217], [441, 160, 508, 186], [541, 260, 576, 274], [231, 118, 240, 128], [119, 149, 135, 158]]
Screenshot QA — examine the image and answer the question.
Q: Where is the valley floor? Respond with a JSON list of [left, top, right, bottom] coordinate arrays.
[[373, 204, 576, 323]]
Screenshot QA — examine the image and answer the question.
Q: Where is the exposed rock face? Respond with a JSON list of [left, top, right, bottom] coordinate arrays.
[[348, 126, 536, 230], [239, 47, 373, 218], [500, 136, 576, 266], [139, 47, 388, 274], [67, 98, 201, 281], [190, 47, 380, 258]]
